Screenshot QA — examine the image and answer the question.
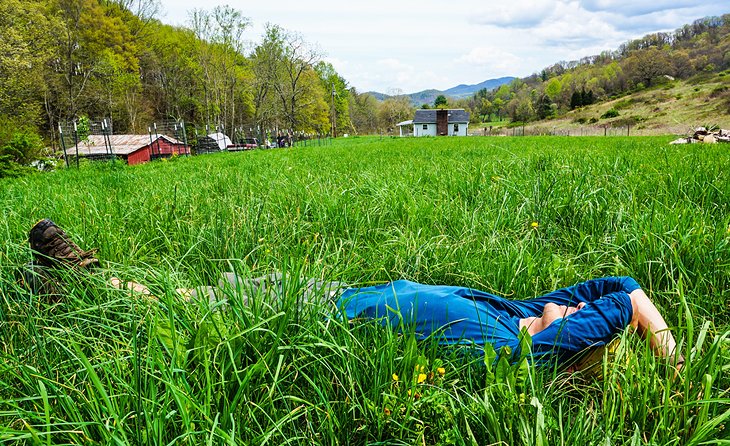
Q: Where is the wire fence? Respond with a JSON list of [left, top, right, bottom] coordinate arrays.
[[470, 124, 693, 137]]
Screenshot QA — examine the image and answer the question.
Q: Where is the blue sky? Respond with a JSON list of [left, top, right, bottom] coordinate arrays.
[[158, 1, 727, 93]]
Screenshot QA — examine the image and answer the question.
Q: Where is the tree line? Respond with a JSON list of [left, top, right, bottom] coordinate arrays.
[[0, 0, 415, 175]]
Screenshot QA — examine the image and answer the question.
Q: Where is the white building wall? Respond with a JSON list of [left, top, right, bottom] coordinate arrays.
[[448, 123, 469, 136], [414, 123, 437, 137], [414, 122, 468, 136]]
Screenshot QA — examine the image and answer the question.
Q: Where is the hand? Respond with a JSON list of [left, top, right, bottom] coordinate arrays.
[[110, 277, 154, 297]]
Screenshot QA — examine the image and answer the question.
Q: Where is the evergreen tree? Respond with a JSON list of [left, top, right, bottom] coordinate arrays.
[[570, 90, 582, 109]]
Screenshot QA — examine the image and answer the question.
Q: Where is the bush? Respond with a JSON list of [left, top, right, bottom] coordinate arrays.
[[589, 117, 599, 124], [0, 130, 45, 179], [600, 109, 620, 119], [613, 99, 633, 110]]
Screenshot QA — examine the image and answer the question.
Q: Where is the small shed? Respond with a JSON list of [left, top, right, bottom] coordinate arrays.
[[74, 134, 190, 165], [412, 109, 470, 136]]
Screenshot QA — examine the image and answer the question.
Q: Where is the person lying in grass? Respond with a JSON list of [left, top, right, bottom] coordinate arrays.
[[25, 218, 683, 371]]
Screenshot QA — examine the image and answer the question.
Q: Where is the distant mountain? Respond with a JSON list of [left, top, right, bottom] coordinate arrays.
[[366, 76, 515, 106], [443, 77, 516, 98], [367, 91, 389, 101]]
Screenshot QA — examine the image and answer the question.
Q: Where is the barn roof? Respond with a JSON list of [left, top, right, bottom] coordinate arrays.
[[413, 109, 470, 124], [73, 134, 184, 157]]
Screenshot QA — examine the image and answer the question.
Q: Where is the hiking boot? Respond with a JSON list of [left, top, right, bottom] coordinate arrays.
[[29, 219, 98, 268]]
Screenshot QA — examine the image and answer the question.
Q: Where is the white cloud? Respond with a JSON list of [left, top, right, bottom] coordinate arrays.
[[158, 0, 729, 93], [532, 1, 620, 47], [471, 0, 559, 27], [579, 0, 706, 16], [454, 47, 523, 74]]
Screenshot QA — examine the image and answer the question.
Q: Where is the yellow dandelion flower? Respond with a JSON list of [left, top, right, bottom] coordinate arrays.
[[417, 373, 427, 384], [437, 367, 445, 376], [384, 407, 391, 416], [392, 373, 399, 382], [531, 221, 539, 229]]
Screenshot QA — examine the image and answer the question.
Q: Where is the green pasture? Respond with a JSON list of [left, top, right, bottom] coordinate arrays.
[[1, 136, 729, 444]]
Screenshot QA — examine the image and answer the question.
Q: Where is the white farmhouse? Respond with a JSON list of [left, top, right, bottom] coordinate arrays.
[[412, 109, 470, 136]]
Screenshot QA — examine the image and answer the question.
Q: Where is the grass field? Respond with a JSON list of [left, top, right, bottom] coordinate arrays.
[[1, 136, 729, 444]]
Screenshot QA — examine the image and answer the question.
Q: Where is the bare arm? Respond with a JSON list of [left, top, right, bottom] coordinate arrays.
[[110, 277, 195, 302], [628, 288, 681, 363]]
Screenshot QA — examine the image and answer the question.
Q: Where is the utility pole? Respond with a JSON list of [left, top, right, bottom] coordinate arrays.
[[331, 82, 337, 138], [73, 121, 79, 168], [58, 123, 69, 168]]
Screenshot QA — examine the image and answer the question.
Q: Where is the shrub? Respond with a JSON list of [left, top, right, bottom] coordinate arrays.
[[589, 117, 599, 124], [613, 99, 632, 110], [600, 109, 620, 119], [0, 130, 45, 179], [613, 116, 640, 127]]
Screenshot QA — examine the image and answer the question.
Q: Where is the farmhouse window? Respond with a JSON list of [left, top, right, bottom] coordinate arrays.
[[453, 123, 459, 132], [423, 124, 428, 130]]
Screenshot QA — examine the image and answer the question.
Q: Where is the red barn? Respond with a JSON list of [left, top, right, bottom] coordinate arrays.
[[74, 135, 190, 165]]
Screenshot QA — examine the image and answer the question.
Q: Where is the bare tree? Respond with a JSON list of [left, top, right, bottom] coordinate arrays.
[[267, 25, 322, 131], [188, 6, 251, 131], [101, 0, 161, 36]]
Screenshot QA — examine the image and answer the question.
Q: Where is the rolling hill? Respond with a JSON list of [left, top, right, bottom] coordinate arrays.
[[368, 76, 515, 105]]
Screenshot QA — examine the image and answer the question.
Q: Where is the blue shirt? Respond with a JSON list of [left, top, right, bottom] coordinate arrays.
[[337, 277, 638, 364]]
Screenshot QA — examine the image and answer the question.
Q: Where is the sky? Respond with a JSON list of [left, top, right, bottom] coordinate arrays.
[[157, 0, 727, 94]]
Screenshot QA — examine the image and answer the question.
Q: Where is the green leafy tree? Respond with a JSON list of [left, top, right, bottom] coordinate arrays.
[[377, 96, 413, 133], [141, 24, 201, 128], [570, 90, 582, 109], [536, 94, 554, 119], [348, 88, 379, 135], [294, 68, 330, 134], [479, 98, 493, 122], [189, 6, 252, 131], [45, 0, 140, 126], [315, 61, 351, 136], [492, 98, 505, 120], [260, 24, 322, 131], [0, 0, 54, 130], [544, 78, 562, 101], [434, 95, 448, 108], [624, 47, 671, 87]]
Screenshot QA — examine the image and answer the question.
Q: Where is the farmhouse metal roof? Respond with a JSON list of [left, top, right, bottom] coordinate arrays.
[[72, 134, 184, 156], [413, 109, 470, 124]]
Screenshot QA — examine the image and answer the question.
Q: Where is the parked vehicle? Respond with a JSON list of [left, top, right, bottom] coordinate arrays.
[[226, 137, 259, 151]]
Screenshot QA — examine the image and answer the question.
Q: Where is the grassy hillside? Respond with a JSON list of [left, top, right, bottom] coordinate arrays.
[[481, 72, 730, 136], [558, 73, 730, 134], [1, 137, 729, 444]]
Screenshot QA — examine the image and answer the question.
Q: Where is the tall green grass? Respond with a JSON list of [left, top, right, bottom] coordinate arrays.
[[0, 136, 728, 444]]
